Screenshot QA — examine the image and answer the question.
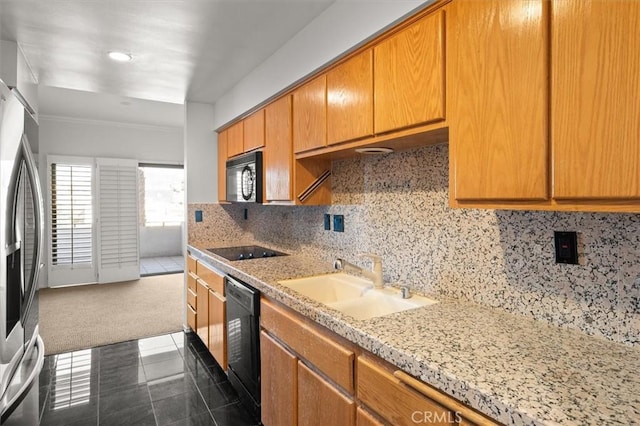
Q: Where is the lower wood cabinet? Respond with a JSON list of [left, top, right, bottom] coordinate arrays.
[[356, 407, 384, 426], [358, 356, 453, 426], [260, 331, 297, 426], [195, 279, 209, 348], [186, 304, 196, 332], [208, 289, 227, 370], [260, 296, 501, 426], [260, 298, 356, 426], [260, 329, 356, 426], [298, 361, 355, 426], [186, 254, 228, 371], [357, 356, 500, 426], [186, 270, 198, 332]]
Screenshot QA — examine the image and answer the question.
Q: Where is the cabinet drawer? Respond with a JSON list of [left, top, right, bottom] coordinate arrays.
[[187, 255, 197, 273], [196, 261, 225, 295], [187, 272, 197, 293], [261, 298, 354, 393], [187, 304, 196, 331], [187, 287, 197, 309], [358, 356, 500, 426], [357, 357, 453, 426]]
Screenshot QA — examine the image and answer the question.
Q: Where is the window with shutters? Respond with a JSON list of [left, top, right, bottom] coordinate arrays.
[[50, 163, 93, 266], [48, 156, 140, 287]]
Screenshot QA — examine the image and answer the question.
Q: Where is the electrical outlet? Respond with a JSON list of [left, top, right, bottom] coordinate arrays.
[[195, 210, 203, 223], [333, 215, 344, 232], [324, 214, 331, 230], [554, 231, 579, 264]]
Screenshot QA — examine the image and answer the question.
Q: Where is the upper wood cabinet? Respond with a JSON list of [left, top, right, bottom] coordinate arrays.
[[243, 109, 265, 152], [293, 75, 327, 153], [265, 96, 293, 201], [552, 0, 640, 200], [448, 0, 548, 201], [227, 121, 244, 158], [374, 9, 446, 134], [217, 130, 227, 202], [326, 49, 373, 145]]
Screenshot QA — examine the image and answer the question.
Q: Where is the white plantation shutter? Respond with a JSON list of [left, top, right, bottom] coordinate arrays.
[[50, 163, 93, 266], [96, 158, 140, 283], [48, 156, 97, 287]]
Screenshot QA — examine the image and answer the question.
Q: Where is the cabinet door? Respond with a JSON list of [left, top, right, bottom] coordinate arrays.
[[448, 0, 548, 201], [326, 49, 373, 145], [244, 109, 265, 152], [356, 407, 384, 426], [261, 331, 298, 426], [217, 130, 227, 202], [374, 10, 445, 134], [208, 290, 227, 370], [265, 95, 293, 201], [552, 0, 640, 199], [293, 75, 326, 153], [298, 361, 355, 426], [196, 279, 209, 347], [227, 121, 244, 158]]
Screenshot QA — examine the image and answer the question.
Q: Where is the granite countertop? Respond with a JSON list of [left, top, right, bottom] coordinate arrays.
[[188, 241, 640, 426]]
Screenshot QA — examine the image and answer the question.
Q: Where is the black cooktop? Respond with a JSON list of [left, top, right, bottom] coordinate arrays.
[[207, 245, 288, 261]]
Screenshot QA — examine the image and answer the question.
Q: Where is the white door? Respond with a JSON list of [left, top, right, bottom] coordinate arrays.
[[96, 158, 140, 283]]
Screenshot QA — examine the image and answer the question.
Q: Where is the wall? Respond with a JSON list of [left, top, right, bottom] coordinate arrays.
[[188, 144, 640, 347], [140, 225, 183, 258], [185, 102, 217, 204], [38, 116, 183, 162], [212, 0, 430, 128]]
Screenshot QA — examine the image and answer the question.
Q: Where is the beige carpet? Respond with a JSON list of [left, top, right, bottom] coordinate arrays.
[[39, 273, 183, 355]]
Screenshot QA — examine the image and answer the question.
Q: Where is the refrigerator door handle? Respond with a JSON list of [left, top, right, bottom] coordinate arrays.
[[21, 134, 44, 293], [0, 335, 45, 422]]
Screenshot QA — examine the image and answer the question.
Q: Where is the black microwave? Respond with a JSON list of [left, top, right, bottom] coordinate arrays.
[[226, 151, 263, 203]]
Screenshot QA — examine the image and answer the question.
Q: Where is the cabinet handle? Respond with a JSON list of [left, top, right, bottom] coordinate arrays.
[[393, 370, 499, 426]]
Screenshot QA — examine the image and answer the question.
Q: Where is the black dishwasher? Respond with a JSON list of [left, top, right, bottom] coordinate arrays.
[[225, 275, 261, 419]]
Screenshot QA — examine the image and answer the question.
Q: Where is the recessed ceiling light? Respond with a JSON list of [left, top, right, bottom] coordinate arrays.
[[108, 51, 133, 62]]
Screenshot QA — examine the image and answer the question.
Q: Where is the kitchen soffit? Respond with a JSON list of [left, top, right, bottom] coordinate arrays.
[[0, 0, 335, 105]]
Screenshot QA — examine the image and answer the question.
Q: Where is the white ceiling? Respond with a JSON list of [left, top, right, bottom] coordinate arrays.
[[0, 0, 336, 117]]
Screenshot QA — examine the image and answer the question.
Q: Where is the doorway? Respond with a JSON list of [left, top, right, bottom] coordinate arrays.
[[138, 164, 184, 276]]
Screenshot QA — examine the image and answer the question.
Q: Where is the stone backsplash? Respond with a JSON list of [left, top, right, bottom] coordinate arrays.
[[188, 143, 640, 346]]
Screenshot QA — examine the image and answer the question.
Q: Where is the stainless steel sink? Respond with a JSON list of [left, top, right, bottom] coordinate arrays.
[[278, 273, 438, 320]]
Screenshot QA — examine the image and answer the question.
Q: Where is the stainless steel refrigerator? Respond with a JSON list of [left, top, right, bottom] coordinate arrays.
[[0, 79, 45, 424]]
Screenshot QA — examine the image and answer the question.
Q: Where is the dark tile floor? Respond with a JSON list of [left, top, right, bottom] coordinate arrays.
[[38, 332, 259, 426]]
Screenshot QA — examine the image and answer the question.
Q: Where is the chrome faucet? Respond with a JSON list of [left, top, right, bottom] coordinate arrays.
[[334, 254, 384, 288]]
